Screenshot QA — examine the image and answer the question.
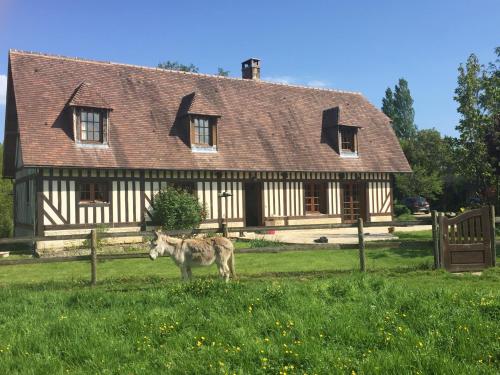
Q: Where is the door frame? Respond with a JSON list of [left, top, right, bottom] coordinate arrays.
[[340, 180, 367, 224], [243, 181, 264, 227]]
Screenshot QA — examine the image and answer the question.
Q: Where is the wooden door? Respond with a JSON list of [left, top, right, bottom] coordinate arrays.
[[440, 207, 493, 272], [244, 182, 263, 227], [342, 181, 365, 223]]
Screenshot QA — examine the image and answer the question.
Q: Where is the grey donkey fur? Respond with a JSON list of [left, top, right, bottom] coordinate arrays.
[[149, 231, 236, 281]]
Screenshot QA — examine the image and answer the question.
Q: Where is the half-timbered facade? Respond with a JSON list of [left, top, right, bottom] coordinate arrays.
[[3, 51, 411, 248]]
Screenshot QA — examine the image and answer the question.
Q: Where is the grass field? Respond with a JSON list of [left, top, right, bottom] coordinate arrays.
[[0, 230, 498, 374]]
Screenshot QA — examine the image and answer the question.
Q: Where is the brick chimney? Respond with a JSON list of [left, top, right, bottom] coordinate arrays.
[[241, 58, 260, 80]]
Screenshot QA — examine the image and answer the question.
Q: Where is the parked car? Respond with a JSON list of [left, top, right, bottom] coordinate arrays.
[[402, 196, 430, 214]]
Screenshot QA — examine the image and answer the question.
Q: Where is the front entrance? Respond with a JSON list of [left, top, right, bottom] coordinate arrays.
[[244, 182, 263, 227], [342, 181, 366, 223]]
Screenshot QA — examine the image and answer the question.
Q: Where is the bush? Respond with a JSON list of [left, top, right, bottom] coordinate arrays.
[[152, 186, 206, 230], [394, 203, 411, 217]]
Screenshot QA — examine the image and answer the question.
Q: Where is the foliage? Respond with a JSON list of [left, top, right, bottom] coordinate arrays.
[[0, 266, 498, 374], [216, 67, 230, 77], [247, 238, 282, 248], [395, 165, 443, 202], [382, 79, 417, 140], [152, 185, 205, 231], [394, 203, 410, 217], [0, 144, 13, 237], [157, 61, 199, 73], [454, 53, 495, 193]]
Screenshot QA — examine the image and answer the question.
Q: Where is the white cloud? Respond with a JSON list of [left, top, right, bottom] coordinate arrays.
[[262, 75, 296, 84], [306, 80, 329, 88], [0, 74, 7, 105]]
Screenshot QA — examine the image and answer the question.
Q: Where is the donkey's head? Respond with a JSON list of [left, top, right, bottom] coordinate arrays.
[[149, 230, 178, 260]]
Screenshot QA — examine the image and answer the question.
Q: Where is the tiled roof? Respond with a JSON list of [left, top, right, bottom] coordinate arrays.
[[185, 92, 221, 117], [3, 50, 411, 175], [68, 81, 112, 109]]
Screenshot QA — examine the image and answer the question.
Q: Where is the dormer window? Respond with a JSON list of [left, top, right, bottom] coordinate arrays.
[[179, 92, 221, 153], [323, 106, 361, 157], [189, 115, 218, 152], [68, 82, 112, 147], [340, 126, 357, 154], [75, 107, 109, 145]]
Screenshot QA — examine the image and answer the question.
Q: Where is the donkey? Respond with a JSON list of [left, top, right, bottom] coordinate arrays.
[[149, 230, 236, 281]]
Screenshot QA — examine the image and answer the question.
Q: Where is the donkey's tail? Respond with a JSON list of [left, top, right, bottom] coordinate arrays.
[[228, 251, 236, 279]]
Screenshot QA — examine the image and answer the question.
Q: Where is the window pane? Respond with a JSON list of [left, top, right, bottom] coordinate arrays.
[[81, 111, 87, 121], [94, 112, 100, 122]]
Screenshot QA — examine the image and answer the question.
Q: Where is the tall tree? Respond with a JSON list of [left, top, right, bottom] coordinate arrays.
[[381, 87, 395, 120], [216, 67, 230, 77], [482, 47, 500, 206], [382, 79, 417, 140], [454, 53, 494, 192], [157, 61, 199, 73]]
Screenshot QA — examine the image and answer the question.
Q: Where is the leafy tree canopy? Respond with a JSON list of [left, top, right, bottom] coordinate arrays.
[[382, 79, 417, 140], [454, 52, 496, 191], [216, 67, 230, 77], [157, 61, 199, 73]]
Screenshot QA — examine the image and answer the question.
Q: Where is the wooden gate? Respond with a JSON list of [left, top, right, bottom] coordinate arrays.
[[439, 207, 494, 272]]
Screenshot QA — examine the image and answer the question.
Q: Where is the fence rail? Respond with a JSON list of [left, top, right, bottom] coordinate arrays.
[[0, 213, 497, 285], [2, 219, 434, 245]]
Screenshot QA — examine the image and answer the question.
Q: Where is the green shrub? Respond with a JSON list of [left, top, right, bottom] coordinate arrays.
[[152, 185, 206, 230], [394, 203, 411, 217]]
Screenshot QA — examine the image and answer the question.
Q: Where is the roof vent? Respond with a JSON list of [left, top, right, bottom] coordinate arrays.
[[241, 58, 260, 80]]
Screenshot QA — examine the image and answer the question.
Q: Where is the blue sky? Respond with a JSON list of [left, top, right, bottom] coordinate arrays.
[[0, 0, 499, 140]]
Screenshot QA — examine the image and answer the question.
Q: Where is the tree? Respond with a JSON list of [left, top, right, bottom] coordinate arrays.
[[0, 144, 13, 237], [157, 61, 199, 73], [216, 67, 230, 77], [482, 47, 500, 206], [382, 79, 417, 140], [152, 186, 205, 231], [393, 129, 452, 203], [381, 87, 395, 120], [454, 53, 494, 193]]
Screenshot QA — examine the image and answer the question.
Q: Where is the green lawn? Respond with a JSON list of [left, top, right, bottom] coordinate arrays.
[[0, 235, 498, 374]]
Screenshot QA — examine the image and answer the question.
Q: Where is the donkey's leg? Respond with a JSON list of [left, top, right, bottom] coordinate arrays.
[[221, 256, 231, 282], [215, 254, 225, 279], [186, 266, 193, 280], [180, 265, 189, 281]]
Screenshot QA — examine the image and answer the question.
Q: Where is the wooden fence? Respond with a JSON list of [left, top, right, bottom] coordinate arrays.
[[0, 214, 497, 285]]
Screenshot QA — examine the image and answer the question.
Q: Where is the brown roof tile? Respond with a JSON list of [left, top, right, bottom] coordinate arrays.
[[4, 50, 411, 174], [68, 81, 112, 109]]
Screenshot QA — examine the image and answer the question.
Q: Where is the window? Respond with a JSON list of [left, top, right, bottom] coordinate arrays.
[[340, 127, 356, 153], [79, 182, 109, 204], [77, 108, 108, 144], [194, 117, 211, 145], [304, 182, 327, 214], [190, 116, 217, 150]]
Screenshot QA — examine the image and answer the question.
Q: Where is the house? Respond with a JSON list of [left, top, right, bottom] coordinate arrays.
[[3, 50, 411, 248]]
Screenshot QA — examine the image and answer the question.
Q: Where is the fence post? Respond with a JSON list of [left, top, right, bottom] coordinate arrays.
[[431, 210, 440, 269], [357, 218, 366, 272], [438, 212, 444, 268], [490, 205, 496, 267], [90, 229, 97, 286]]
